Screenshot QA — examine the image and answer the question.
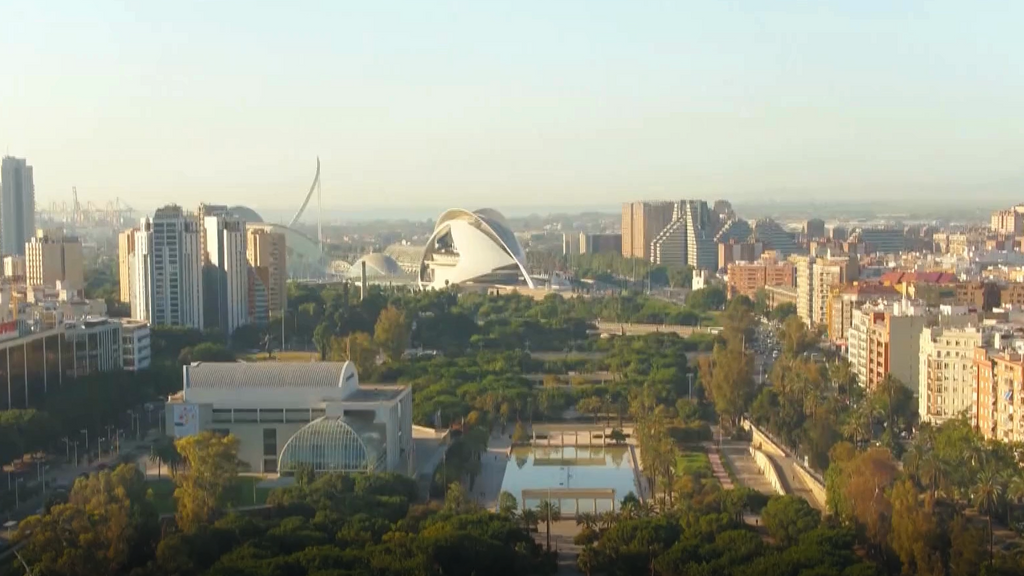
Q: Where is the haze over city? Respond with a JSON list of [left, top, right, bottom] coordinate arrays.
[[4, 1, 1024, 212]]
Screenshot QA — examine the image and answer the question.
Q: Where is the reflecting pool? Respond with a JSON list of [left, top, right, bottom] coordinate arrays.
[[498, 445, 638, 514]]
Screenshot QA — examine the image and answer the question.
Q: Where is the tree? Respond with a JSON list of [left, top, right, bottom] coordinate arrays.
[[761, 495, 821, 546], [841, 447, 899, 550], [973, 469, 1005, 566], [779, 315, 814, 357], [178, 342, 235, 364], [702, 338, 753, 430], [498, 491, 519, 516], [329, 331, 378, 377], [150, 435, 182, 478], [512, 422, 530, 445], [173, 431, 244, 532], [889, 479, 942, 576], [16, 465, 157, 576], [769, 302, 797, 322], [444, 481, 470, 512], [537, 499, 561, 551], [609, 429, 627, 444], [577, 396, 603, 424], [374, 305, 410, 362], [687, 285, 726, 312]]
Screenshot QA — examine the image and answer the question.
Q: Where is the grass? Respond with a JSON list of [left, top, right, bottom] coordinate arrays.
[[676, 451, 712, 476], [147, 476, 274, 515], [241, 350, 319, 363]]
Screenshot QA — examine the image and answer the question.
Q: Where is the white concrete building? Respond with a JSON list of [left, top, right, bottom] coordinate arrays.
[[120, 319, 151, 371], [65, 317, 123, 376], [919, 326, 985, 425], [165, 362, 413, 477], [131, 206, 205, 329], [419, 208, 534, 289], [204, 215, 249, 334]]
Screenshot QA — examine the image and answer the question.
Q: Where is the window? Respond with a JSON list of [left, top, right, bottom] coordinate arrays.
[[263, 458, 278, 474], [263, 428, 277, 457], [234, 409, 258, 423], [285, 409, 311, 423], [212, 409, 233, 423], [259, 409, 284, 423]]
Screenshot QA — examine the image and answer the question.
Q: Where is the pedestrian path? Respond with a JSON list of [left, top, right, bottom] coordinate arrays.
[[717, 441, 777, 496], [702, 443, 733, 489]]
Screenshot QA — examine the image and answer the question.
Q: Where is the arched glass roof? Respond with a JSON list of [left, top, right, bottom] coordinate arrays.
[[278, 416, 386, 474]]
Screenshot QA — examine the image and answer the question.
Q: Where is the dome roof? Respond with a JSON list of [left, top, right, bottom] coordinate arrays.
[[348, 253, 404, 278], [418, 208, 534, 289], [278, 416, 386, 474], [227, 206, 264, 223]]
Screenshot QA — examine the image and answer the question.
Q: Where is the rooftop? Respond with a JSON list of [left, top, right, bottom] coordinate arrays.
[[184, 362, 357, 391], [344, 385, 407, 403]]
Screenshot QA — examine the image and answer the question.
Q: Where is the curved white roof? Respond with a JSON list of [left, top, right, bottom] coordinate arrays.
[[183, 361, 358, 391], [347, 253, 405, 279], [418, 208, 534, 289]]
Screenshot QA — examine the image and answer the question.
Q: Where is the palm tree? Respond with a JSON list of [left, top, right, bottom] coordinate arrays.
[[518, 508, 540, 533], [598, 510, 617, 531], [1005, 471, 1024, 527], [918, 451, 945, 500], [575, 511, 598, 532], [577, 544, 598, 576], [537, 499, 561, 551], [973, 470, 1005, 567]]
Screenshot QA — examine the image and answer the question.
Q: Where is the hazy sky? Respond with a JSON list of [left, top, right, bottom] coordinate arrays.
[[4, 1, 1024, 215]]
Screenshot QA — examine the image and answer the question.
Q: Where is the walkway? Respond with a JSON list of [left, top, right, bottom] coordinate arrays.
[[717, 441, 775, 496], [769, 454, 822, 510], [702, 443, 733, 490]]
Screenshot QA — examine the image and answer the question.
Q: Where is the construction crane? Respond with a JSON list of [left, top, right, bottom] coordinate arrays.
[[38, 187, 136, 229], [72, 186, 81, 223]]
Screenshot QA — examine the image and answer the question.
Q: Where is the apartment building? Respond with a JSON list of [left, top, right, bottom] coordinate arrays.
[[847, 301, 977, 390], [131, 206, 205, 329], [25, 229, 85, 289], [621, 201, 675, 259], [919, 326, 985, 425], [726, 260, 794, 299], [974, 341, 1024, 444], [247, 228, 287, 317], [580, 233, 621, 255], [991, 206, 1024, 237], [118, 229, 136, 302], [204, 214, 249, 335], [718, 240, 763, 270], [826, 283, 900, 345]]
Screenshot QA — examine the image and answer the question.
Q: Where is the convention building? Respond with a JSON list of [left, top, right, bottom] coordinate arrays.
[[418, 208, 534, 290], [165, 362, 414, 477]]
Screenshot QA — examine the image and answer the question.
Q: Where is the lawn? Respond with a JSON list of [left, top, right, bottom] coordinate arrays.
[[676, 451, 712, 476], [147, 476, 274, 515]]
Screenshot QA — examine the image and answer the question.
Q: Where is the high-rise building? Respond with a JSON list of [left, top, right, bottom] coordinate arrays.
[[650, 219, 686, 267], [247, 266, 270, 326], [829, 225, 849, 242], [974, 344, 1024, 444], [204, 214, 249, 335], [246, 228, 287, 317], [3, 255, 25, 281], [826, 283, 900, 345], [580, 233, 621, 255], [197, 204, 229, 265], [919, 326, 984, 425], [854, 227, 906, 255], [621, 201, 675, 260], [25, 229, 85, 289], [804, 218, 826, 240], [811, 257, 857, 326], [791, 255, 814, 325], [990, 206, 1024, 237], [751, 219, 798, 257], [131, 205, 205, 329], [718, 240, 763, 271], [562, 233, 580, 256], [681, 200, 718, 272], [118, 229, 136, 302], [0, 157, 36, 257]]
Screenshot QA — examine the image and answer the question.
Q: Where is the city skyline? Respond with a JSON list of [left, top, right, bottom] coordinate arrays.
[[3, 2, 1024, 209]]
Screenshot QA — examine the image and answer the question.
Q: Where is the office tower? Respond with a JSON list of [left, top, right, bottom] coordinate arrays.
[[1, 156, 36, 256], [118, 229, 136, 302], [580, 233, 621, 255], [829, 225, 849, 242], [131, 205, 205, 329], [25, 229, 85, 288], [247, 266, 270, 326], [204, 214, 249, 335], [246, 228, 287, 316], [804, 218, 826, 240], [621, 201, 675, 259]]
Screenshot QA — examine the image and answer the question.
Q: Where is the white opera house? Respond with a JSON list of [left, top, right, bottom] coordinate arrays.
[[165, 362, 413, 477], [418, 208, 535, 290]]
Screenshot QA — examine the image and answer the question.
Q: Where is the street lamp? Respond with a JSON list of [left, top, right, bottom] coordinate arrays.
[[61, 436, 71, 463], [72, 441, 80, 468], [14, 477, 23, 509], [98, 438, 107, 459], [105, 424, 115, 443], [80, 428, 89, 451]]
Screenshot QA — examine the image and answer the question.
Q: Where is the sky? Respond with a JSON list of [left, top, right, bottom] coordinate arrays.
[[3, 1, 1024, 216]]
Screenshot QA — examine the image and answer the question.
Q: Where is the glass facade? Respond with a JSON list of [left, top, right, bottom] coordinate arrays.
[[278, 416, 385, 475]]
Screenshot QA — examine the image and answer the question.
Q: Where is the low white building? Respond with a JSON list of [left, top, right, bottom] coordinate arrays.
[[165, 362, 414, 477]]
